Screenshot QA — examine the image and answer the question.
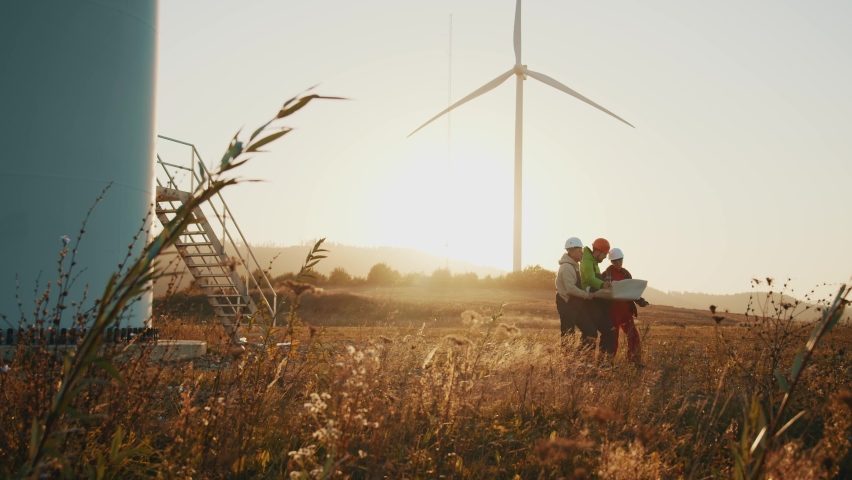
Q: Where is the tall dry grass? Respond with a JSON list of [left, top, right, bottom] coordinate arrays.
[[2, 298, 849, 478]]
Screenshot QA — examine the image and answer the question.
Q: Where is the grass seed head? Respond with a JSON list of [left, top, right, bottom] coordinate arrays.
[[282, 279, 319, 299]]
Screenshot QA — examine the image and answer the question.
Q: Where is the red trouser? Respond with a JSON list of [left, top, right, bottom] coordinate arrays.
[[610, 302, 640, 361]]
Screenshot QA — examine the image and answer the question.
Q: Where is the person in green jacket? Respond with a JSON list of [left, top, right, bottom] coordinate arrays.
[[580, 238, 615, 356]]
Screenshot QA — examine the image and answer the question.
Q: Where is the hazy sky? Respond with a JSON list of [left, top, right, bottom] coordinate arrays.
[[157, 0, 852, 295]]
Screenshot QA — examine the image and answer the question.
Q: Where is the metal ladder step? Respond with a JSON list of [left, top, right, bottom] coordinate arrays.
[[157, 210, 202, 218], [175, 242, 214, 247]]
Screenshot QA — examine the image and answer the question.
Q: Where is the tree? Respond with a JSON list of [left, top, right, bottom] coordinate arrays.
[[328, 267, 352, 285], [454, 271, 479, 287], [430, 268, 452, 287], [505, 264, 555, 289], [367, 263, 401, 285]]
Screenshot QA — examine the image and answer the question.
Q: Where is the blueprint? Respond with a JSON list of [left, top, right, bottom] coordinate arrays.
[[594, 279, 648, 301]]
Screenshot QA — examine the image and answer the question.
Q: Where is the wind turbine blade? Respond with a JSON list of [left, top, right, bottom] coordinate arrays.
[[523, 68, 634, 128], [408, 68, 516, 137], [513, 0, 522, 65]]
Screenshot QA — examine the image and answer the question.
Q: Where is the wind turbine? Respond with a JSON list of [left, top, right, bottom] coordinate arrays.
[[409, 0, 634, 272]]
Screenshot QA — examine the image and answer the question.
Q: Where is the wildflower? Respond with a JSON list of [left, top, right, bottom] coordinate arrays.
[[60, 235, 70, 246], [287, 444, 317, 460], [0, 365, 9, 373], [304, 393, 329, 413], [712, 316, 725, 324], [312, 419, 341, 441]]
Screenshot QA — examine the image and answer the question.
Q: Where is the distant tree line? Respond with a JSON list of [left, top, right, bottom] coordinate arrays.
[[263, 263, 557, 290]]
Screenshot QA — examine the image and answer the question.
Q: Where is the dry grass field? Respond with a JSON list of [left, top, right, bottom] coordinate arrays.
[[55, 284, 841, 479], [6, 266, 849, 478]]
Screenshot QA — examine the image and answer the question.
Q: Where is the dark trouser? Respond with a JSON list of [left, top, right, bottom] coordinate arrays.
[[556, 294, 597, 339], [580, 298, 616, 354], [556, 293, 576, 336]]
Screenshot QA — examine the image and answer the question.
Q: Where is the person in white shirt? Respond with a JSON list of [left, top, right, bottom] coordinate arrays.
[[555, 237, 597, 342]]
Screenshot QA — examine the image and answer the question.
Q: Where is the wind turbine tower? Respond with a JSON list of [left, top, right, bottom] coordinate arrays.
[[0, 0, 157, 328], [409, 0, 634, 272]]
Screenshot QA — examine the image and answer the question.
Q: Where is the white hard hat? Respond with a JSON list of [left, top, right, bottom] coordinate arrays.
[[608, 248, 624, 261], [564, 237, 583, 249]]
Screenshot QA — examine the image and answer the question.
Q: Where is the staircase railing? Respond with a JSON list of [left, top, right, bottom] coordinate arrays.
[[155, 135, 277, 322]]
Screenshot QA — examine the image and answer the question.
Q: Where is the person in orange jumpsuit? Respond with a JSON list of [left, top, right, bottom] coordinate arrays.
[[603, 248, 649, 363]]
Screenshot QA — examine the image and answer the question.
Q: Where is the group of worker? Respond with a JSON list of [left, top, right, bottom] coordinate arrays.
[[555, 237, 648, 365]]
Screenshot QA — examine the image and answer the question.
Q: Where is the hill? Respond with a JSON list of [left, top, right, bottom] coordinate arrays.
[[153, 243, 503, 295], [154, 243, 792, 315]]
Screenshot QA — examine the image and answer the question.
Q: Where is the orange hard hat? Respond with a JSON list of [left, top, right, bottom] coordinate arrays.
[[592, 238, 610, 252]]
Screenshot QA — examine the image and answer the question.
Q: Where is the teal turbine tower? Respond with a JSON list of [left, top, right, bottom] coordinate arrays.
[[0, 1, 158, 329]]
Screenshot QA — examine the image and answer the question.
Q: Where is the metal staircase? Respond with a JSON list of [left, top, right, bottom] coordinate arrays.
[[155, 135, 276, 343]]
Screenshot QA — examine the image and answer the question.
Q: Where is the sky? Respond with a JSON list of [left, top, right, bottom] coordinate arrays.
[[156, 0, 852, 295]]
